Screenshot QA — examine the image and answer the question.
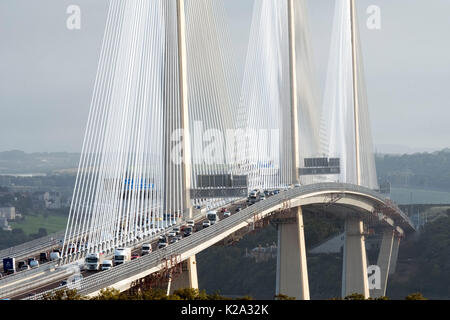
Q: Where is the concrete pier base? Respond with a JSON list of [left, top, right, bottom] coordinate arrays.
[[371, 229, 394, 298], [388, 236, 401, 275], [275, 207, 310, 300], [342, 218, 369, 298], [167, 255, 198, 294]]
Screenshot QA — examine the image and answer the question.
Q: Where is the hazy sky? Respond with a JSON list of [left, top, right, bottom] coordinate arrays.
[[0, 0, 449, 154]]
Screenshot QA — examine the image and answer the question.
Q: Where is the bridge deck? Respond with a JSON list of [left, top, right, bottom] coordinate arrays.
[[24, 183, 414, 300]]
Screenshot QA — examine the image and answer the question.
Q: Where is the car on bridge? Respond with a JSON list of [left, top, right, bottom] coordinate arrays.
[[223, 210, 231, 218], [39, 252, 48, 262], [29, 259, 39, 268], [202, 221, 211, 228], [101, 260, 113, 271], [50, 250, 61, 261], [18, 261, 29, 271], [69, 274, 84, 286], [141, 243, 152, 255], [167, 230, 177, 238], [158, 242, 168, 249], [158, 236, 168, 249], [186, 220, 195, 227], [183, 226, 193, 237]]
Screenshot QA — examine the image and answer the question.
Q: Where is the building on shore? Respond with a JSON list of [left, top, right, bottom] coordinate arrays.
[[0, 206, 16, 220]]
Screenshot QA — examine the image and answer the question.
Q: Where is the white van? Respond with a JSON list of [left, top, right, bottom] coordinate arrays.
[[101, 260, 113, 271]]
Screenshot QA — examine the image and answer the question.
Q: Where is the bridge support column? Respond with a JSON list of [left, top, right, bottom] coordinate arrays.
[[370, 229, 394, 298], [168, 255, 198, 295], [342, 218, 369, 298], [275, 207, 310, 300], [171, 0, 198, 297], [388, 236, 401, 276]]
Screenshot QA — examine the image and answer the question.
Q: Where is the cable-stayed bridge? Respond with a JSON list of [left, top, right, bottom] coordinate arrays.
[[0, 0, 415, 300]]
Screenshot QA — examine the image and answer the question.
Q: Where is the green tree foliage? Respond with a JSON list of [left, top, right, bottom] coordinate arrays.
[[375, 149, 450, 190], [42, 289, 85, 300], [172, 288, 208, 300], [344, 293, 366, 300], [92, 287, 251, 300], [274, 294, 295, 300], [91, 288, 123, 300], [405, 293, 428, 300]]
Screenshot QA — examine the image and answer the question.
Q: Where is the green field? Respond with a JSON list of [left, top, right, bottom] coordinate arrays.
[[9, 213, 68, 235]]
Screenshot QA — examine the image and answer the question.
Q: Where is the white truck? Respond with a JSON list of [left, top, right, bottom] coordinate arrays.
[[113, 248, 131, 266], [207, 210, 219, 225], [85, 253, 104, 271]]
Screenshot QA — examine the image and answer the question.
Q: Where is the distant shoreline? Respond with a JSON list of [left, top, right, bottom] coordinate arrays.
[[0, 173, 48, 177]]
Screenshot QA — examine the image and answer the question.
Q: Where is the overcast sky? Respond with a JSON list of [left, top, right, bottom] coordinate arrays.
[[0, 0, 449, 154]]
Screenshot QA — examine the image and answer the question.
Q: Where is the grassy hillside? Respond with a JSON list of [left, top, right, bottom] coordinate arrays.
[[9, 211, 68, 235]]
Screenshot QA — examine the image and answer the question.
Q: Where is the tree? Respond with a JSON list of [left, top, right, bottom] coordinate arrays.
[[344, 293, 366, 300], [405, 293, 428, 300], [172, 288, 208, 300], [274, 294, 295, 300], [141, 288, 170, 300], [91, 288, 122, 300], [43, 289, 85, 300], [374, 296, 390, 300]]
